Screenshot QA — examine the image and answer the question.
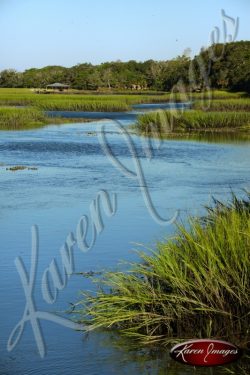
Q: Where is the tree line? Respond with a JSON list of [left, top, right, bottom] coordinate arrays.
[[0, 41, 249, 92]]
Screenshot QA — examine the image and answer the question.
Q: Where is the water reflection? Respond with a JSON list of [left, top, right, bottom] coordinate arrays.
[[85, 331, 246, 375], [156, 131, 250, 144]]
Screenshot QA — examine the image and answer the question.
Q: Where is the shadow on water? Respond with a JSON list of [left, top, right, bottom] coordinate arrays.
[[157, 131, 250, 144], [46, 110, 139, 121], [83, 331, 247, 375], [132, 102, 191, 110], [46, 102, 191, 122]]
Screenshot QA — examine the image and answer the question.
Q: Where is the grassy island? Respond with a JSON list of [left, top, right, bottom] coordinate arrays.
[[136, 109, 250, 135], [0, 107, 48, 129]]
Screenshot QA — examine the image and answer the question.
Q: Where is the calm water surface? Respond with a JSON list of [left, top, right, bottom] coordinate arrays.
[[0, 107, 249, 374]]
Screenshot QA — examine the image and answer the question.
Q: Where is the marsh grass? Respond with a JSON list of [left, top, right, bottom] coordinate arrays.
[[35, 96, 131, 112], [0, 93, 130, 111], [0, 90, 174, 112], [168, 90, 243, 103], [75, 194, 250, 347], [0, 107, 48, 129], [180, 111, 250, 130], [0, 107, 95, 129], [192, 90, 245, 100], [0, 89, 249, 129], [136, 110, 250, 135], [0, 89, 243, 112], [194, 99, 250, 112]]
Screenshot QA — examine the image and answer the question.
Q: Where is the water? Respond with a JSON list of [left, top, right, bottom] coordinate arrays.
[[46, 101, 190, 120], [0, 106, 249, 374]]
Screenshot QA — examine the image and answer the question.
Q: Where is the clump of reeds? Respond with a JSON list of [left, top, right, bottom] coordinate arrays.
[[192, 90, 244, 100], [0, 107, 48, 129], [194, 98, 250, 112], [75, 193, 250, 347], [136, 110, 250, 134]]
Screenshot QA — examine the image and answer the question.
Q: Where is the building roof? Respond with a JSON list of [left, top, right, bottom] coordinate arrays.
[[46, 83, 69, 88]]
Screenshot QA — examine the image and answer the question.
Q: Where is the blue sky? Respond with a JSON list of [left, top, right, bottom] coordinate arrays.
[[0, 0, 249, 71]]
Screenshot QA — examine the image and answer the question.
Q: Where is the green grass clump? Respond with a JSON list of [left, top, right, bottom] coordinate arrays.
[[0, 93, 130, 112], [192, 90, 245, 100], [75, 194, 250, 347], [0, 107, 48, 129], [35, 97, 131, 112], [194, 98, 250, 112], [136, 110, 250, 135], [170, 90, 243, 102], [180, 111, 250, 130]]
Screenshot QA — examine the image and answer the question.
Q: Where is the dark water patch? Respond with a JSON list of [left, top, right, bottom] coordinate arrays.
[[47, 110, 139, 121], [46, 102, 191, 122], [132, 102, 191, 110]]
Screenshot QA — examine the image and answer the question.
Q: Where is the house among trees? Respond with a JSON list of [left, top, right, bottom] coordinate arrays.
[[131, 84, 146, 90], [46, 83, 70, 92]]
